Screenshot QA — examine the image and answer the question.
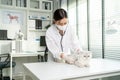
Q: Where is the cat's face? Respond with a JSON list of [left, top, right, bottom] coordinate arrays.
[[78, 51, 92, 60]]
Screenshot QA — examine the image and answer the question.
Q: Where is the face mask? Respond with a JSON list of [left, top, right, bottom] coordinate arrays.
[[56, 24, 67, 31]]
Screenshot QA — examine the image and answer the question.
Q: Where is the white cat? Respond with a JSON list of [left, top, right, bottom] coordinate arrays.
[[74, 51, 92, 67], [64, 51, 92, 67]]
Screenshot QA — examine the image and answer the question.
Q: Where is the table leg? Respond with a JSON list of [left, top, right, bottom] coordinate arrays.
[[10, 55, 12, 80], [23, 71, 26, 80], [23, 65, 25, 80], [98, 78, 102, 80]]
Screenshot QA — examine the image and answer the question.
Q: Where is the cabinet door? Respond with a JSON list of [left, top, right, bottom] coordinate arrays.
[[41, 1, 52, 11], [1, 0, 12, 6], [1, 0, 27, 8], [30, 0, 40, 9], [16, 0, 27, 7], [28, 11, 52, 30]]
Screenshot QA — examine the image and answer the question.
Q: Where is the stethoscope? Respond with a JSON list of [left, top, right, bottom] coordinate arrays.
[[56, 25, 68, 52]]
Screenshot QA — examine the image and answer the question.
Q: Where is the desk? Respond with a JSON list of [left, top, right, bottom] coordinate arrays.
[[10, 51, 44, 80], [23, 58, 120, 80]]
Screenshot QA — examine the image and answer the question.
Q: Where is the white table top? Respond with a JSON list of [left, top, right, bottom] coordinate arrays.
[[10, 51, 44, 57], [23, 58, 120, 80], [0, 51, 44, 57]]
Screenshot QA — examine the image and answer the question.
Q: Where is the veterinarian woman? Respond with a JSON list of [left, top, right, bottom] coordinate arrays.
[[46, 8, 82, 63]]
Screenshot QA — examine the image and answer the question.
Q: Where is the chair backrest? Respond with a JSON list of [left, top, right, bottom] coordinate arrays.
[[40, 36, 46, 46], [44, 39, 54, 62], [0, 41, 12, 54], [44, 35, 55, 62], [44, 47, 48, 62], [0, 54, 10, 62], [0, 41, 12, 68]]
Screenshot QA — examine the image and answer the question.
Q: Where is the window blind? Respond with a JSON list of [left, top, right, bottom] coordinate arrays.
[[89, 0, 103, 58], [104, 0, 120, 60]]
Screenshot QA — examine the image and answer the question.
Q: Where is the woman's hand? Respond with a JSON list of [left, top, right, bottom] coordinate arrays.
[[60, 53, 65, 59], [63, 55, 76, 64]]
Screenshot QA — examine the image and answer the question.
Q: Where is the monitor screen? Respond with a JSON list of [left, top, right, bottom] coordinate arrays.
[[0, 30, 7, 40], [40, 36, 46, 46]]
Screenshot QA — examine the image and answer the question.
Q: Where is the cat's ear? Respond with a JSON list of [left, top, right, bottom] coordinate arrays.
[[80, 51, 89, 54], [88, 51, 93, 58], [75, 49, 83, 54], [78, 51, 85, 54]]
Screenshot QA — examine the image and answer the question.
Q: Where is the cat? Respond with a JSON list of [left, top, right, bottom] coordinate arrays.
[[64, 51, 92, 67], [74, 51, 92, 67]]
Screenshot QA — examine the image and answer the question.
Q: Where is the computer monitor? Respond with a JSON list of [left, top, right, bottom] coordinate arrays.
[[0, 30, 7, 40], [40, 36, 46, 46]]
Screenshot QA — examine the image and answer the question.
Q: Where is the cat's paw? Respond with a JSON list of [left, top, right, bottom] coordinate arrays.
[[76, 64, 84, 67], [55, 58, 66, 63], [84, 64, 90, 67], [66, 59, 75, 64], [66, 61, 74, 64], [64, 55, 76, 64], [75, 61, 84, 68]]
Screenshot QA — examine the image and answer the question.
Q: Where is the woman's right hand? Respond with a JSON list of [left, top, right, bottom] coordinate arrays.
[[64, 55, 76, 64], [60, 53, 65, 59]]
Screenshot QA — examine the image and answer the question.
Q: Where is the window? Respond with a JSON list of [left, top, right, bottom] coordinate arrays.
[[60, 0, 68, 11], [68, 0, 77, 31], [89, 0, 102, 58], [104, 0, 120, 60], [78, 0, 88, 50], [61, 0, 120, 60]]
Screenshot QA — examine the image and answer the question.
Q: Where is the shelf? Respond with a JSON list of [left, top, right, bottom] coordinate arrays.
[[0, 5, 27, 11], [29, 8, 52, 12], [42, 1, 52, 11], [30, 0, 40, 9], [28, 29, 46, 32], [29, 0, 52, 11], [0, 0, 52, 11], [1, 0, 27, 8], [16, 0, 27, 7], [29, 17, 51, 21], [14, 7, 27, 10], [1, 0, 12, 6], [0, 5, 14, 8], [0, 0, 52, 40]]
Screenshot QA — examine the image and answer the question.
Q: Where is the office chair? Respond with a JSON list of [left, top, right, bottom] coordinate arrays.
[[38, 47, 48, 62], [38, 36, 48, 62], [0, 53, 16, 80], [44, 47, 48, 62]]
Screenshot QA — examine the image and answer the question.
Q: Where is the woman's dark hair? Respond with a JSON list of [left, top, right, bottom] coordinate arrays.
[[53, 8, 68, 21]]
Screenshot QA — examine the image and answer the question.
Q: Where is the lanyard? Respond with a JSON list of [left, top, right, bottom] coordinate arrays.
[[56, 25, 68, 52], [60, 36, 63, 52]]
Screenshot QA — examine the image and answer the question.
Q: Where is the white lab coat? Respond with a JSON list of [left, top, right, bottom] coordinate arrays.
[[46, 24, 82, 59]]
